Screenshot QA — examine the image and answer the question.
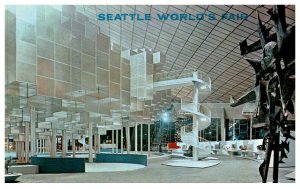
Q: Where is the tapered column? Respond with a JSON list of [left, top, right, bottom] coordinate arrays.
[[140, 124, 143, 154], [148, 123, 150, 157], [192, 72, 199, 161], [42, 139, 45, 153], [121, 127, 123, 153], [16, 142, 20, 161], [88, 123, 93, 163], [51, 129, 57, 157], [40, 139, 42, 154], [135, 123, 138, 154], [30, 107, 36, 157], [6, 136, 9, 151], [126, 127, 130, 154], [97, 130, 101, 153], [62, 130, 66, 157], [94, 134, 97, 155], [25, 122, 30, 163], [116, 129, 119, 153], [112, 130, 115, 153], [47, 135, 51, 153], [250, 115, 253, 140], [72, 136, 76, 158]]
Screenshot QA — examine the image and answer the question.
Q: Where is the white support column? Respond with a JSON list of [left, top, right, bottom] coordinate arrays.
[[51, 129, 57, 157], [19, 142, 24, 161], [36, 139, 39, 154], [94, 134, 97, 156], [97, 130, 101, 153], [121, 127, 123, 153], [112, 130, 115, 153], [221, 109, 226, 141], [62, 130, 66, 157], [250, 115, 253, 140], [126, 127, 130, 154], [72, 136, 76, 158], [148, 123, 150, 157], [47, 135, 51, 153], [42, 139, 45, 153], [88, 123, 93, 163], [192, 72, 199, 161], [140, 124, 143, 154], [116, 129, 119, 153], [135, 123, 138, 154], [30, 107, 36, 157], [6, 136, 9, 151], [40, 139, 42, 154], [25, 122, 30, 163]]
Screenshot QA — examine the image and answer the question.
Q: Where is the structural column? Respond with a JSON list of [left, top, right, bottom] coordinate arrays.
[[250, 115, 253, 140], [148, 123, 150, 157], [220, 109, 226, 141], [72, 135, 76, 158], [30, 107, 36, 157], [135, 123, 138, 154], [126, 127, 130, 154], [121, 127, 123, 153], [42, 139, 45, 153], [112, 130, 115, 153], [36, 139, 39, 154], [88, 123, 93, 163], [51, 129, 57, 157], [25, 122, 30, 163], [116, 129, 119, 153], [140, 124, 143, 154], [62, 129, 66, 157], [97, 129, 101, 153], [192, 72, 199, 161], [6, 136, 9, 151], [94, 134, 97, 156]]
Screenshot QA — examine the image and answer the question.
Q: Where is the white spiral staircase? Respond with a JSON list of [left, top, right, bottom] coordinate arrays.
[[153, 70, 212, 160]]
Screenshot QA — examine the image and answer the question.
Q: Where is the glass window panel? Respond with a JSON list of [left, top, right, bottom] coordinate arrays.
[[71, 50, 81, 68], [37, 76, 54, 96], [55, 62, 70, 82], [71, 35, 81, 52], [16, 61, 36, 84], [16, 39, 36, 65], [82, 36, 95, 56], [81, 71, 96, 91], [97, 33, 110, 54], [82, 54, 96, 74], [37, 57, 54, 78], [97, 68, 108, 87], [37, 38, 54, 60], [109, 82, 120, 99], [36, 22, 54, 41], [110, 51, 121, 68], [71, 67, 81, 86], [54, 26, 70, 47], [110, 66, 120, 83], [55, 44, 70, 65], [55, 80, 71, 99]]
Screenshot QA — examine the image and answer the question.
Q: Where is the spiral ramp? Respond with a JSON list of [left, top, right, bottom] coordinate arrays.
[[153, 70, 212, 160], [180, 78, 212, 159]]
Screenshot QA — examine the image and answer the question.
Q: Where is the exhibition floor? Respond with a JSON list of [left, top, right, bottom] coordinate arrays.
[[15, 155, 295, 183]]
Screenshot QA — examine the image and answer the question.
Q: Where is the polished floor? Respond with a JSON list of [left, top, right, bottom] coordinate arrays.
[[15, 155, 295, 183]]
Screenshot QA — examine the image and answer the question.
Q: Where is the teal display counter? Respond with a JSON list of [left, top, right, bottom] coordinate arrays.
[[95, 153, 147, 166], [31, 156, 85, 173]]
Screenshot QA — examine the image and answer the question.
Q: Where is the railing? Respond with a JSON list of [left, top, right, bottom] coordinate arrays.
[[180, 99, 211, 119], [153, 69, 211, 87]]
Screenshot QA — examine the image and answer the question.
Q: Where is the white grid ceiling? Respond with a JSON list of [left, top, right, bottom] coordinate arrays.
[[80, 5, 295, 103]]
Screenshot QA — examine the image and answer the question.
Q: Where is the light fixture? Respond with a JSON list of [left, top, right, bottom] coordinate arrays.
[[201, 117, 207, 121]]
